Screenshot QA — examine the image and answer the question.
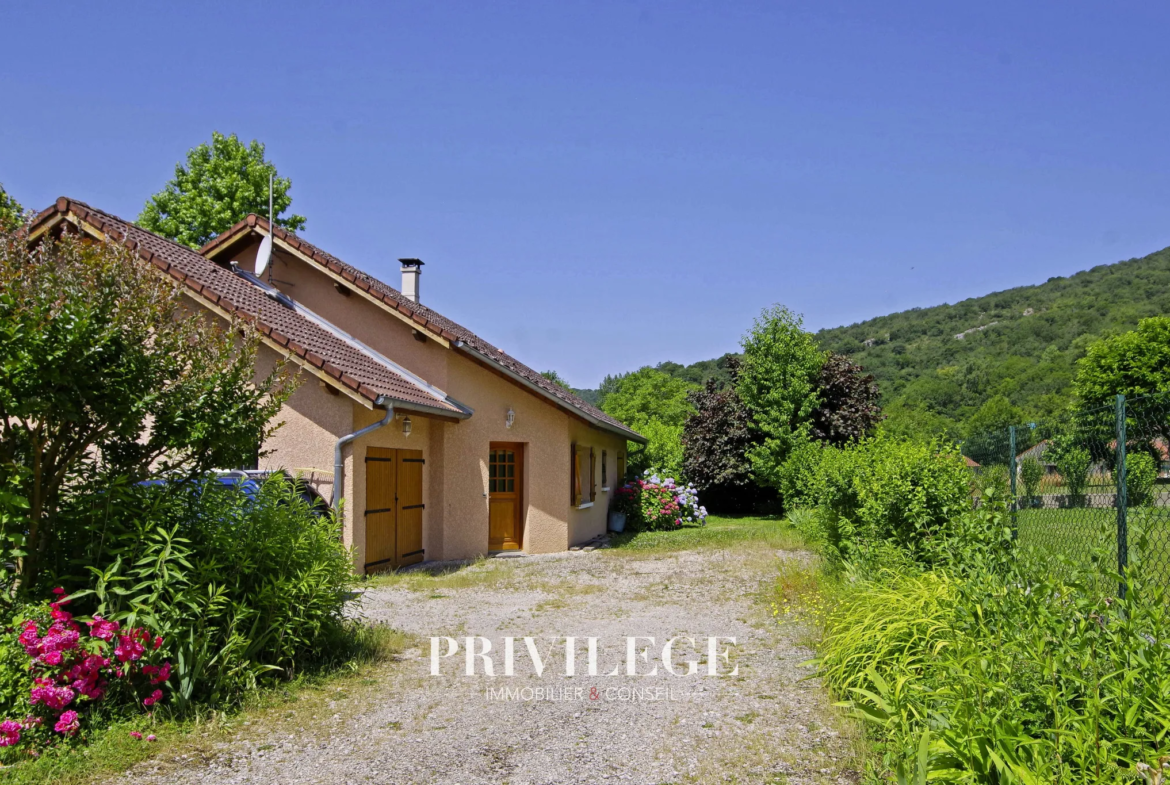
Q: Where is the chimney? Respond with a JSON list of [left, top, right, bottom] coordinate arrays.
[[399, 258, 424, 303]]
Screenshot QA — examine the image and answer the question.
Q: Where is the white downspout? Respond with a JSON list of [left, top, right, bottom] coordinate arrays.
[[332, 401, 394, 510]]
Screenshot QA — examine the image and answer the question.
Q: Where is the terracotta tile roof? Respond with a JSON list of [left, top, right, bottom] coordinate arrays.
[[202, 216, 645, 442], [27, 198, 467, 417]]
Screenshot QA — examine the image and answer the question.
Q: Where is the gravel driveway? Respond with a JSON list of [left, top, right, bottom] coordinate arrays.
[[119, 543, 858, 784]]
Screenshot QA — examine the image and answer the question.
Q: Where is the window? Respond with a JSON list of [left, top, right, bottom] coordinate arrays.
[[570, 444, 596, 507], [617, 452, 627, 485], [601, 450, 608, 489], [489, 449, 516, 494]]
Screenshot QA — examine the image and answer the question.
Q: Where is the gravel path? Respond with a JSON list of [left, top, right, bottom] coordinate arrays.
[[119, 545, 858, 784]]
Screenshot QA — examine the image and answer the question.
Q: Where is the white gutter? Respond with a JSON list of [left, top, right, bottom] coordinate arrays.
[[333, 399, 394, 510], [453, 341, 647, 444]]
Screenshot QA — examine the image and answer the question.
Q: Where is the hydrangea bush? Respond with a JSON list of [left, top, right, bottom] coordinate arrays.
[[614, 471, 707, 532], [0, 589, 170, 752]]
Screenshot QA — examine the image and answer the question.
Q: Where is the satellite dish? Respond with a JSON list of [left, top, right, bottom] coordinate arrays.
[[253, 170, 276, 280], [255, 233, 273, 278]]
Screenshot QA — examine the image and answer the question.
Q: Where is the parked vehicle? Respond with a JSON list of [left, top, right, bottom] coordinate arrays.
[[139, 469, 331, 518]]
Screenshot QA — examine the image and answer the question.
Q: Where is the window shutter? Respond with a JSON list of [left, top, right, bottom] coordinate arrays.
[[570, 443, 580, 506], [589, 447, 596, 502]]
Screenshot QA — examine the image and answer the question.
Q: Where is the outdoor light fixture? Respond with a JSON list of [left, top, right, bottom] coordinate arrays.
[[505, 408, 515, 429], [402, 416, 412, 438]]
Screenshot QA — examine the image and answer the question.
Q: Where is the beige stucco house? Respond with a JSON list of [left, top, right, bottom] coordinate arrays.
[[27, 198, 644, 573]]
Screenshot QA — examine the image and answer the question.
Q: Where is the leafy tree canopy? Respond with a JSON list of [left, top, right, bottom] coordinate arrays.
[[599, 367, 697, 480], [1073, 316, 1170, 409], [0, 229, 294, 591], [0, 184, 23, 232], [139, 132, 306, 249], [681, 359, 769, 512], [963, 394, 1025, 439], [810, 353, 883, 446], [737, 305, 827, 489], [598, 367, 696, 429], [540, 370, 571, 389]]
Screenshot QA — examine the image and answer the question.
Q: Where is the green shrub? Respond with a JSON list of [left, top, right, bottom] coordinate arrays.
[[1049, 436, 1092, 505], [0, 609, 34, 719], [1117, 450, 1157, 507], [973, 463, 1009, 499], [84, 474, 355, 709], [784, 435, 971, 565], [1019, 455, 1043, 504], [817, 558, 1170, 782], [776, 439, 823, 511]]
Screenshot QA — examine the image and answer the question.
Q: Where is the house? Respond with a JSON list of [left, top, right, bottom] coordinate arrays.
[[1016, 440, 1059, 475], [26, 198, 645, 573]]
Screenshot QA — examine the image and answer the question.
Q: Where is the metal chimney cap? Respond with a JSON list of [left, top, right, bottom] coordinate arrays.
[[399, 258, 424, 267]]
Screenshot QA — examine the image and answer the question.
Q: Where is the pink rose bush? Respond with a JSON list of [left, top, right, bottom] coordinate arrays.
[[614, 471, 707, 532], [0, 590, 172, 750]]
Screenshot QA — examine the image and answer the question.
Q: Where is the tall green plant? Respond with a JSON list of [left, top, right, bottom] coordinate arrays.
[[139, 131, 306, 249], [0, 231, 293, 592], [788, 435, 971, 565], [1049, 436, 1092, 506], [1117, 451, 1157, 508], [82, 476, 355, 709], [737, 305, 826, 489], [1019, 456, 1043, 506], [819, 560, 1170, 783], [599, 366, 696, 479]]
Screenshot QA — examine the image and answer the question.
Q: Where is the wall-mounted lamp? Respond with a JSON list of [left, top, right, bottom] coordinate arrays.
[[505, 408, 515, 429], [402, 416, 412, 438]]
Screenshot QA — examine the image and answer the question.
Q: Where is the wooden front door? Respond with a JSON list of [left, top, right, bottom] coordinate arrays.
[[365, 447, 425, 571], [488, 443, 524, 551]]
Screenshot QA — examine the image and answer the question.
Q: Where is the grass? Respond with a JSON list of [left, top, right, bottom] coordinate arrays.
[[606, 515, 807, 555], [0, 625, 412, 785], [1016, 505, 1170, 583]]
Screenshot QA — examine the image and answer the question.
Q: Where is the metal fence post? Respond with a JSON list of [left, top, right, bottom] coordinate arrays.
[[1008, 425, 1018, 538], [1115, 393, 1128, 599]]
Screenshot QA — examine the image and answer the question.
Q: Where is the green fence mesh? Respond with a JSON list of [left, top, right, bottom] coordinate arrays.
[[962, 392, 1170, 594]]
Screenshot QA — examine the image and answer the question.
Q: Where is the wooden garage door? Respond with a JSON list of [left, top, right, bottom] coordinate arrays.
[[364, 447, 425, 571]]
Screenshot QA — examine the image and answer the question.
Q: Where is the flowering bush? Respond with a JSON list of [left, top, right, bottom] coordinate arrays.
[[0, 589, 170, 751], [614, 471, 707, 532]]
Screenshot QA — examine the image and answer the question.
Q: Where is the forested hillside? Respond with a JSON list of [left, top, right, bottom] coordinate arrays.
[[587, 244, 1170, 439]]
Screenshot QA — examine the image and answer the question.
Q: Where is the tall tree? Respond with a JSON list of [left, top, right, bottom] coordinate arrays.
[[0, 184, 24, 231], [682, 359, 769, 512], [139, 132, 306, 249], [1074, 316, 1170, 444], [810, 353, 883, 446], [1074, 316, 1170, 406], [0, 229, 293, 590], [599, 367, 697, 479], [737, 305, 826, 489]]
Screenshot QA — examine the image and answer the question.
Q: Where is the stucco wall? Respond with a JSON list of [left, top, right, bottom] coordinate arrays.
[[240, 240, 451, 391], [437, 351, 579, 558], [565, 422, 628, 545]]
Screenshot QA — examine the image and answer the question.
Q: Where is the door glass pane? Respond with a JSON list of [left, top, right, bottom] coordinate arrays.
[[507, 479, 514, 492]]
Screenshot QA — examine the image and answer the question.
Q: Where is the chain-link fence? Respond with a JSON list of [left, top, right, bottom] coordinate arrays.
[[962, 392, 1170, 594]]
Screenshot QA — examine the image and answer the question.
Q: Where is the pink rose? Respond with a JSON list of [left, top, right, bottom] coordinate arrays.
[[53, 710, 80, 736]]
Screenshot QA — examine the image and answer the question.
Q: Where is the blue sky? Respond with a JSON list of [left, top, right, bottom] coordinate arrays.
[[3, 1, 1170, 387]]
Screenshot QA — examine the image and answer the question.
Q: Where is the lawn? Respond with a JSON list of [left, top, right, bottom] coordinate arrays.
[[605, 514, 807, 554], [1016, 505, 1170, 586]]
